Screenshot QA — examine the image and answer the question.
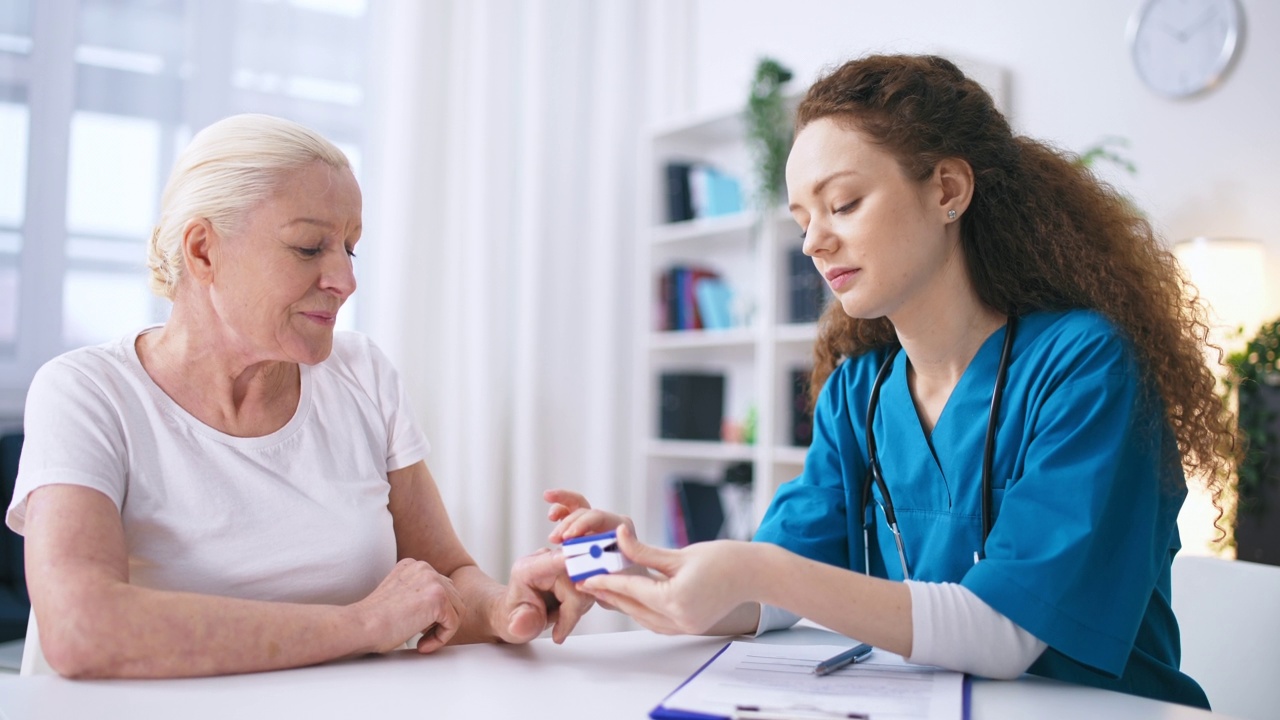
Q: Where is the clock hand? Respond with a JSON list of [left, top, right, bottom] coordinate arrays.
[[1177, 6, 1219, 40], [1157, 20, 1184, 40]]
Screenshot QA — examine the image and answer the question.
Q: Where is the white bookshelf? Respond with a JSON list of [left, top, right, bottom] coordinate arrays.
[[630, 102, 819, 548], [628, 58, 1010, 547]]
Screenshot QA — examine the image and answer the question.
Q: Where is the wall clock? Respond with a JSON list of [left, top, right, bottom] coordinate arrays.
[[1128, 0, 1244, 99]]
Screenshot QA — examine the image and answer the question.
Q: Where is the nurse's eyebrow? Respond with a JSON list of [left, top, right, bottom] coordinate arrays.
[[789, 169, 861, 211]]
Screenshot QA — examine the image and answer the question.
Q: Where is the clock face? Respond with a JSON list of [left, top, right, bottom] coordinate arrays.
[[1129, 0, 1243, 98]]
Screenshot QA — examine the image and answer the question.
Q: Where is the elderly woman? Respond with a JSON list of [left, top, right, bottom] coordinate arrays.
[[5, 113, 588, 678]]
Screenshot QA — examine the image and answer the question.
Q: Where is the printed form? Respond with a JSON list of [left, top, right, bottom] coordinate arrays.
[[657, 641, 965, 720]]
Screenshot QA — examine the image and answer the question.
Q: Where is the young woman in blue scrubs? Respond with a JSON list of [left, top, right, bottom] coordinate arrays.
[[546, 54, 1234, 709]]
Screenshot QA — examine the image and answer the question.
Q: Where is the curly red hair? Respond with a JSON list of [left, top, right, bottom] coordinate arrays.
[[798, 54, 1235, 520]]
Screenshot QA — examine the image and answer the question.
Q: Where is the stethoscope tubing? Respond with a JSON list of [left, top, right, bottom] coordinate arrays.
[[982, 315, 1019, 553], [859, 315, 1018, 580]]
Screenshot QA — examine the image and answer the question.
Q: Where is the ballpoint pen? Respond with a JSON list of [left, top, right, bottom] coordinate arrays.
[[812, 642, 874, 676]]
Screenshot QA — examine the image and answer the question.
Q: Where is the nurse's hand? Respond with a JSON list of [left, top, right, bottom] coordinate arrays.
[[545, 488, 636, 543], [577, 525, 754, 636]]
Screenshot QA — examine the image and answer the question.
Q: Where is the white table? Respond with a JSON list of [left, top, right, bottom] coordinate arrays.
[[0, 626, 1226, 719]]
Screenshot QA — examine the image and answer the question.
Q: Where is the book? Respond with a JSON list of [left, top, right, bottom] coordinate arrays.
[[664, 482, 689, 549], [790, 367, 813, 446], [659, 372, 725, 441], [683, 268, 716, 329], [673, 478, 725, 545], [689, 164, 743, 218], [659, 266, 725, 331], [656, 271, 672, 331], [720, 462, 754, 541], [664, 162, 695, 223], [788, 246, 828, 323], [694, 276, 732, 330]]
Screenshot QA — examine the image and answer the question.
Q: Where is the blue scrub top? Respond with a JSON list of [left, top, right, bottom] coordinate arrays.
[[754, 309, 1208, 708]]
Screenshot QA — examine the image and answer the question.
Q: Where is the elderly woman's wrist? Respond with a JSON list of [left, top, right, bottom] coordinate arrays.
[[343, 601, 385, 655]]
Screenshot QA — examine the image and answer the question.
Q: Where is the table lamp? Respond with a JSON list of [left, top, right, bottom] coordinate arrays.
[[1173, 237, 1267, 347], [1172, 236, 1269, 558]]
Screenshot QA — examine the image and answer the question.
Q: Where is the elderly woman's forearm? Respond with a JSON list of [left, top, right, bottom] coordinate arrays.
[[37, 579, 374, 679]]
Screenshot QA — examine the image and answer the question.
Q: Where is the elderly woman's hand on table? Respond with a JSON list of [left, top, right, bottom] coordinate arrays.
[[351, 558, 465, 654]]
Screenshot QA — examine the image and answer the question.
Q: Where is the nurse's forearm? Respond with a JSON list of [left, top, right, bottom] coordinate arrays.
[[906, 580, 1045, 678], [750, 543, 913, 657], [704, 602, 761, 636]]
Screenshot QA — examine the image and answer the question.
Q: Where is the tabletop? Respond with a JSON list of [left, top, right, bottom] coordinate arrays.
[[0, 626, 1228, 720]]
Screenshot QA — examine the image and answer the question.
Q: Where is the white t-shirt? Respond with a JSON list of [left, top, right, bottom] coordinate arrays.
[[6, 327, 430, 674]]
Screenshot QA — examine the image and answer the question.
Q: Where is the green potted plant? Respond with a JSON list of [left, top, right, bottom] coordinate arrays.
[[1076, 135, 1137, 175], [1223, 317, 1280, 564], [744, 57, 794, 211]]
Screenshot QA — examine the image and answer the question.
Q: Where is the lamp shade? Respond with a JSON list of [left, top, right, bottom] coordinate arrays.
[[1172, 237, 1268, 559], [1174, 237, 1267, 343]]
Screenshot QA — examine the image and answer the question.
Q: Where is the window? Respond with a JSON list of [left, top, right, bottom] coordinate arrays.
[[0, 102, 27, 352], [0, 0, 371, 417]]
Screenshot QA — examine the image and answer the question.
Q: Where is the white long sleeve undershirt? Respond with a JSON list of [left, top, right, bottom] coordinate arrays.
[[755, 580, 1046, 680]]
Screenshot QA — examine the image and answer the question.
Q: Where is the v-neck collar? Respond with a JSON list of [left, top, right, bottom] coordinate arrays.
[[877, 322, 1012, 506]]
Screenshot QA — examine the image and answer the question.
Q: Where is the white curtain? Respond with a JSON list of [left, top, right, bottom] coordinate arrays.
[[362, 1, 691, 633]]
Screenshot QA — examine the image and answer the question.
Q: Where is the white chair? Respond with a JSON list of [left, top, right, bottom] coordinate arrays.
[[1171, 554, 1280, 720]]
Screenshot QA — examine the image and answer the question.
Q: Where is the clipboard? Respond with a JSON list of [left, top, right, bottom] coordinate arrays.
[[649, 640, 969, 720], [650, 642, 733, 719]]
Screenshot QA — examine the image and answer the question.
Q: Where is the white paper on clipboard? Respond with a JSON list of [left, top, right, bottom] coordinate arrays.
[[656, 641, 966, 720]]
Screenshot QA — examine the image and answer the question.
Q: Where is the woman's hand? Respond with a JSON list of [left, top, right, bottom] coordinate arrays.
[[577, 525, 757, 635], [354, 558, 465, 654], [545, 488, 635, 543], [490, 547, 595, 644]]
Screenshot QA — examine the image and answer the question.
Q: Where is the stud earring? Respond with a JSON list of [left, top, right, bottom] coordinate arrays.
[[947, 209, 957, 220]]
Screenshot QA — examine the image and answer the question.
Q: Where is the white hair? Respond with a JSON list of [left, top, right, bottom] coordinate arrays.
[[147, 113, 351, 299]]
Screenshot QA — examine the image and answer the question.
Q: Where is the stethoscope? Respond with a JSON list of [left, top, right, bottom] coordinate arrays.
[[859, 315, 1018, 580]]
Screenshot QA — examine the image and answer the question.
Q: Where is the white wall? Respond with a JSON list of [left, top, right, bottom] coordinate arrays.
[[687, 0, 1280, 311]]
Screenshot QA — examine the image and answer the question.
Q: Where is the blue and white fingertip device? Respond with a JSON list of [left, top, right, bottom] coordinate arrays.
[[562, 530, 631, 582]]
